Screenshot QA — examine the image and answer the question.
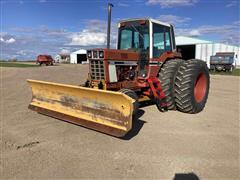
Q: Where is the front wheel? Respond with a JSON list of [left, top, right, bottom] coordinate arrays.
[[119, 89, 139, 115], [175, 59, 210, 113]]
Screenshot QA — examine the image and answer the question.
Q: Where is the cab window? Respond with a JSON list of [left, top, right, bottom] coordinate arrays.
[[153, 23, 172, 58], [118, 22, 149, 51], [120, 29, 132, 49]]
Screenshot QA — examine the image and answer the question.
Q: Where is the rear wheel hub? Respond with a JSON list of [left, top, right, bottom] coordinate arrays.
[[194, 72, 207, 103]]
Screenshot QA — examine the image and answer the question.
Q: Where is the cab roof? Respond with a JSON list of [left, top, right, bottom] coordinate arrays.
[[118, 18, 171, 27]]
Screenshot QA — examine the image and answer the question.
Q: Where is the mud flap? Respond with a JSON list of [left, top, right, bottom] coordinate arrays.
[[27, 79, 134, 137]]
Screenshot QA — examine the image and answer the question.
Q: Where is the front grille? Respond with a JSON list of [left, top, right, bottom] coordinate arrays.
[[90, 60, 105, 80]]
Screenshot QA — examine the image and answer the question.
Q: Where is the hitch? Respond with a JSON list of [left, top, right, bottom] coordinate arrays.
[[147, 77, 168, 112]]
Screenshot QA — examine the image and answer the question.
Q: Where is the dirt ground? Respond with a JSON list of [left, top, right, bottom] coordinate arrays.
[[1, 64, 239, 179]]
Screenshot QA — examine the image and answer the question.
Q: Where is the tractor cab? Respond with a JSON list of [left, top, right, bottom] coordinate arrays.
[[117, 18, 177, 78], [117, 18, 176, 59]]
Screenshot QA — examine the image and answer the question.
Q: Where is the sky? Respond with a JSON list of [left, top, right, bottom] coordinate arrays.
[[0, 0, 239, 60]]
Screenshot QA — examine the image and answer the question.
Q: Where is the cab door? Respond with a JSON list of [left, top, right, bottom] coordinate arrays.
[[152, 23, 173, 58]]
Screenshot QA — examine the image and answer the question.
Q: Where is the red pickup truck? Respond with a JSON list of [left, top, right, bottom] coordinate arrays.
[[36, 55, 54, 66]]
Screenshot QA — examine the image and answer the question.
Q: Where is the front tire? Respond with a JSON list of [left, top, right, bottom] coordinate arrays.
[[175, 59, 210, 113], [119, 89, 139, 115]]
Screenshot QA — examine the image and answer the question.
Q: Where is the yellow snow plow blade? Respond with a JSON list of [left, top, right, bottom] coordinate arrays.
[[27, 79, 134, 137]]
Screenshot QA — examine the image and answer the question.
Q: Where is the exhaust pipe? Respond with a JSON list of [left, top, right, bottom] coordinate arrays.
[[107, 3, 113, 49]]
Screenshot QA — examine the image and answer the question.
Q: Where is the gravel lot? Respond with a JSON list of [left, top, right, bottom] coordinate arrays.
[[1, 64, 239, 179]]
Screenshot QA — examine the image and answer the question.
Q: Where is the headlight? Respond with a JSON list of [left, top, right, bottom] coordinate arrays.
[[99, 51, 104, 58], [87, 51, 92, 58], [93, 51, 98, 58]]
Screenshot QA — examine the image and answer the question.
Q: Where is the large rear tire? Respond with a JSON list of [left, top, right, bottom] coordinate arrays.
[[158, 59, 184, 110], [175, 59, 210, 113], [119, 89, 139, 115]]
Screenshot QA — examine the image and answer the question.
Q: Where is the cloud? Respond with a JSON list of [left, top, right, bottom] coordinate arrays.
[[68, 19, 117, 47], [233, 20, 240, 26], [0, 37, 16, 44], [16, 49, 34, 56], [158, 14, 191, 25], [68, 19, 107, 46], [0, 29, 71, 60], [147, 0, 198, 8], [69, 30, 106, 46], [226, 1, 238, 8], [188, 29, 201, 37], [0, 32, 7, 36], [176, 21, 240, 45], [5, 38, 16, 44], [0, 19, 118, 60], [39, 26, 69, 37]]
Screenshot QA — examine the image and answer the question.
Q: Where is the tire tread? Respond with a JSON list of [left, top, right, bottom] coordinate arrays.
[[175, 59, 209, 113], [158, 59, 184, 110]]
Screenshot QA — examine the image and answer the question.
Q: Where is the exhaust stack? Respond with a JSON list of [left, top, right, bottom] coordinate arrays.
[[107, 3, 113, 49]]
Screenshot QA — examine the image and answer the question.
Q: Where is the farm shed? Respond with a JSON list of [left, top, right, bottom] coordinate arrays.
[[176, 36, 240, 67], [55, 54, 70, 63], [70, 49, 88, 64]]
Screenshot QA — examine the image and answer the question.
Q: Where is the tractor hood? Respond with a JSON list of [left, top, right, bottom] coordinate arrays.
[[87, 49, 141, 61]]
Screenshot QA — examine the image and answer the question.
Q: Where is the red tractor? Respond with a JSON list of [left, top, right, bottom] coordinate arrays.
[[27, 5, 210, 137], [36, 55, 54, 66], [84, 18, 210, 114]]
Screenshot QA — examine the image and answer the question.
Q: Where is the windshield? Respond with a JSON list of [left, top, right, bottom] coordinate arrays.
[[118, 22, 149, 51], [211, 56, 233, 60], [211, 56, 223, 60], [210, 56, 234, 63]]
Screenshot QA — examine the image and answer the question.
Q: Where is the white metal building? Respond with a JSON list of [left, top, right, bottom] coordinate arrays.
[[55, 54, 70, 63], [70, 49, 88, 64], [176, 36, 240, 67]]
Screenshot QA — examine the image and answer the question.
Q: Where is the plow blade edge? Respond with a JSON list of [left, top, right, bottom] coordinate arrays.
[[27, 79, 134, 137]]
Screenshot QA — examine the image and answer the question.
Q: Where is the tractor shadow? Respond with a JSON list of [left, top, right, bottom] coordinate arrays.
[[121, 109, 146, 140], [173, 173, 199, 180], [122, 100, 157, 140], [139, 100, 155, 108]]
